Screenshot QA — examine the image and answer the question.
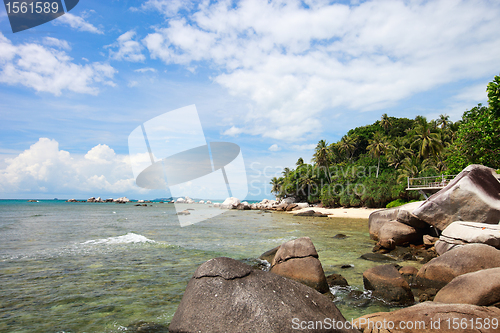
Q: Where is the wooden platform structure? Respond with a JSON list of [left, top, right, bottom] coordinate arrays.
[[406, 174, 457, 199]]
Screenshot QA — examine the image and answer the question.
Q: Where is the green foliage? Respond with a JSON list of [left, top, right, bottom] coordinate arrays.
[[386, 199, 407, 208], [271, 74, 500, 208]]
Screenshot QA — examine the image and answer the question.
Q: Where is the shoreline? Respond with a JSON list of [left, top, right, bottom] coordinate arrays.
[[286, 206, 381, 219]]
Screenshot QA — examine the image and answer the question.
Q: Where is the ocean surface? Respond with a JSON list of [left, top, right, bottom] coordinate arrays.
[[0, 200, 418, 332]]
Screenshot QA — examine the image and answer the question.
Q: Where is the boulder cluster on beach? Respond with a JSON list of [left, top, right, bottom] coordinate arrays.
[[168, 164, 500, 333]]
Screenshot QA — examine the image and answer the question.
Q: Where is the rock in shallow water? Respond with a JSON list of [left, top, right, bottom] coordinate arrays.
[[363, 264, 414, 305], [169, 257, 357, 333]]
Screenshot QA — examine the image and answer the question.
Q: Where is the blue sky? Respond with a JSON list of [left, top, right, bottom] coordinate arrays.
[[0, 0, 499, 200]]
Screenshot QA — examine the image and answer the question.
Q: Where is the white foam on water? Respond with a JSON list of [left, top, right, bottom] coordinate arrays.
[[81, 233, 155, 245]]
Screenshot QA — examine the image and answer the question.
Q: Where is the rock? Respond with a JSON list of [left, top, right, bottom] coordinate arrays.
[[413, 164, 500, 231], [353, 302, 500, 333], [213, 203, 220, 208], [281, 197, 296, 204], [169, 257, 357, 333], [259, 245, 280, 264], [293, 210, 315, 216], [285, 203, 298, 211], [434, 267, 500, 306], [176, 197, 186, 203], [294, 203, 309, 210], [360, 253, 396, 262], [435, 221, 500, 255], [126, 321, 169, 333], [220, 197, 240, 209], [66, 199, 77, 202], [423, 234, 439, 247], [236, 202, 250, 210], [326, 273, 349, 287], [177, 210, 190, 215], [368, 201, 426, 240], [87, 197, 96, 202], [377, 220, 423, 249], [137, 200, 145, 203], [333, 234, 348, 239], [399, 266, 418, 286], [416, 243, 500, 290], [199, 200, 205, 204], [206, 200, 212, 204], [271, 237, 329, 293], [114, 197, 130, 203], [363, 264, 414, 305]]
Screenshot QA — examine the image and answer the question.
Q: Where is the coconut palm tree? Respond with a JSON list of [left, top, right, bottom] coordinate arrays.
[[296, 157, 304, 166], [387, 137, 411, 169], [338, 134, 358, 161], [312, 140, 331, 182], [270, 177, 283, 197], [397, 156, 431, 183], [367, 132, 389, 178], [437, 114, 450, 129], [412, 120, 443, 160], [380, 113, 392, 132]]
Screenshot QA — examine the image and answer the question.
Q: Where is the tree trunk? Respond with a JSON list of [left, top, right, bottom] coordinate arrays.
[[376, 157, 380, 178]]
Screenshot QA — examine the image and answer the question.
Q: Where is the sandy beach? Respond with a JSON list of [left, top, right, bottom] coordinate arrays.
[[287, 206, 381, 219]]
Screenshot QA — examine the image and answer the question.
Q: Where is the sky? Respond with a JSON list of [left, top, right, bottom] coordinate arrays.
[[0, 0, 499, 200]]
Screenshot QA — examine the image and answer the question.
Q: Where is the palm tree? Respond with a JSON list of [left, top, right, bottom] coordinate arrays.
[[387, 137, 411, 169], [282, 167, 290, 177], [367, 132, 389, 178], [411, 120, 443, 159], [297, 165, 319, 200], [397, 156, 431, 183], [380, 113, 392, 132], [338, 134, 358, 161], [437, 114, 450, 129], [296, 157, 304, 166], [270, 177, 283, 197], [312, 140, 331, 182]]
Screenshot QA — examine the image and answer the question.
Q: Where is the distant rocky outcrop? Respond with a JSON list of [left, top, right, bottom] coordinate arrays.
[[168, 257, 357, 333], [413, 164, 500, 231], [270, 237, 329, 293], [220, 197, 240, 209]]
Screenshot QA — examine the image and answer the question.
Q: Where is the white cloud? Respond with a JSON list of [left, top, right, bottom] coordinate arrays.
[[268, 144, 281, 151], [133, 0, 194, 16], [0, 33, 115, 95], [453, 83, 488, 103], [135, 67, 157, 73], [107, 30, 146, 62], [53, 13, 103, 34], [43, 37, 71, 51], [0, 138, 143, 195], [143, 0, 500, 141], [222, 126, 243, 136], [128, 80, 139, 87]]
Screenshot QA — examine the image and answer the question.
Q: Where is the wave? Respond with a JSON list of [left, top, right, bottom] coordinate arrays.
[[81, 233, 156, 245]]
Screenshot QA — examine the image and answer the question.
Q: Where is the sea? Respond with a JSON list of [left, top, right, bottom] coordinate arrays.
[[0, 200, 416, 332]]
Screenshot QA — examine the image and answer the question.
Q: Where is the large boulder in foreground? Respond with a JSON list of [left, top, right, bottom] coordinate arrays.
[[413, 164, 500, 231], [434, 267, 500, 306], [363, 264, 414, 305], [353, 302, 500, 333], [169, 257, 357, 333], [435, 221, 500, 255], [368, 201, 427, 241], [415, 243, 500, 290], [271, 237, 329, 293]]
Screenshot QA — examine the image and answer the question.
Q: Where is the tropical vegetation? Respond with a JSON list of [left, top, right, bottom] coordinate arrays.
[[270, 74, 500, 208]]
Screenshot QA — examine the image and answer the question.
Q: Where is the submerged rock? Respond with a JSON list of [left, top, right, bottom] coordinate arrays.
[[271, 237, 329, 293], [169, 257, 357, 333], [413, 164, 500, 231], [326, 273, 349, 287], [360, 253, 396, 262], [434, 267, 500, 307], [363, 264, 414, 305]]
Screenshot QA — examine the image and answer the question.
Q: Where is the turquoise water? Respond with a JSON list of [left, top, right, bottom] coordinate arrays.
[[0, 200, 418, 332]]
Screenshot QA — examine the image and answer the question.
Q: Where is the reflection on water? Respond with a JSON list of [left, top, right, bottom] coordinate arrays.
[[0, 201, 421, 332]]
